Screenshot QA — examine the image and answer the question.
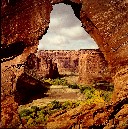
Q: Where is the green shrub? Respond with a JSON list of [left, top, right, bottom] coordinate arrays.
[[36, 114, 46, 123], [37, 109, 47, 116], [84, 90, 94, 99], [61, 101, 72, 109], [68, 84, 79, 89], [52, 78, 68, 85], [51, 100, 61, 109], [27, 118, 35, 125], [81, 86, 94, 93], [19, 109, 32, 117], [31, 106, 40, 112], [108, 85, 114, 91], [80, 86, 92, 93], [42, 78, 68, 86], [19, 100, 81, 127], [93, 82, 114, 91], [29, 112, 36, 118], [100, 91, 112, 102]]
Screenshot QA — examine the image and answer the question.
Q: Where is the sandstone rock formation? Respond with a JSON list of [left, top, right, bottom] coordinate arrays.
[[1, 0, 128, 128], [37, 50, 79, 74], [1, 44, 38, 128], [80, 0, 128, 101], [37, 49, 111, 85], [14, 73, 49, 105], [78, 49, 111, 85], [46, 98, 128, 129], [25, 53, 59, 80]]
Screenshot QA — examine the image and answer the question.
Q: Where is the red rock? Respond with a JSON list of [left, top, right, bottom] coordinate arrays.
[[1, 0, 128, 128], [25, 53, 59, 79], [78, 49, 111, 85]]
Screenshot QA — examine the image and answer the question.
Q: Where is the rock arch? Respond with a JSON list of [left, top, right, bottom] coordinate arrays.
[[1, 0, 128, 128]]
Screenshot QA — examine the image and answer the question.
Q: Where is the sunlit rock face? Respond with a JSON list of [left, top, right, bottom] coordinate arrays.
[[80, 0, 128, 101], [1, 0, 128, 128], [24, 53, 59, 79], [37, 50, 79, 74], [37, 49, 111, 85], [78, 49, 111, 85], [1, 0, 52, 45], [1, 0, 52, 127]]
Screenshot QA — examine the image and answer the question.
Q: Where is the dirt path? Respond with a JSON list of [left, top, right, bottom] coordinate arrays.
[[18, 85, 85, 111]]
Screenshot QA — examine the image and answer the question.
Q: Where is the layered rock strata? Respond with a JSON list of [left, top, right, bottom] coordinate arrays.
[[37, 49, 111, 85], [37, 50, 79, 74], [1, 0, 128, 128], [25, 53, 59, 80], [78, 49, 111, 85]]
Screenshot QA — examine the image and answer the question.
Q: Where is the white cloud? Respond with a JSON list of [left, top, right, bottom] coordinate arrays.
[[38, 3, 98, 50], [59, 25, 88, 40]]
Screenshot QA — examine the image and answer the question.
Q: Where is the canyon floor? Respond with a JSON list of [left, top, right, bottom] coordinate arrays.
[[18, 74, 85, 111], [17, 73, 128, 129]]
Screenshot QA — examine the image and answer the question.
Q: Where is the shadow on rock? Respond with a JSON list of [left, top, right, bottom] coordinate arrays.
[[14, 73, 51, 105], [93, 81, 114, 91]]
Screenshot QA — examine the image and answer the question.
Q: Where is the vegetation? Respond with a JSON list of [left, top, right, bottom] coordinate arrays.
[[42, 77, 114, 104], [68, 83, 79, 89], [93, 81, 114, 91], [19, 76, 114, 127], [42, 78, 68, 86], [67, 82, 113, 103], [19, 100, 80, 127]]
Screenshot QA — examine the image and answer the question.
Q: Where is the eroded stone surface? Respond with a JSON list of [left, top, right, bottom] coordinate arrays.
[[46, 98, 128, 129], [1, 96, 21, 128], [37, 50, 79, 74], [1, 0, 128, 128], [1, 0, 52, 46], [36, 49, 111, 85], [25, 53, 59, 79], [1, 43, 38, 128], [80, 0, 128, 101], [78, 49, 111, 85]]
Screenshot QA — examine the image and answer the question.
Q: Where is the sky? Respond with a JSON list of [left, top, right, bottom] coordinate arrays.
[[38, 3, 98, 50]]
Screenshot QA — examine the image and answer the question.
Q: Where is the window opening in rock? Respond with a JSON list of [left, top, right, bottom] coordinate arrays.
[[38, 3, 98, 50]]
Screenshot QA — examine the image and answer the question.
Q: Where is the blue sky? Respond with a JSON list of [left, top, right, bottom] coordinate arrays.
[[38, 3, 98, 50]]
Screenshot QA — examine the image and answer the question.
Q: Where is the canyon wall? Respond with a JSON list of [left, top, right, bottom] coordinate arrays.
[[80, 0, 128, 101], [35, 49, 111, 85], [78, 49, 111, 85], [25, 53, 59, 80], [37, 50, 79, 74]]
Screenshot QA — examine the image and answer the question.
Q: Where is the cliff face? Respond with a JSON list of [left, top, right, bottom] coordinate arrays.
[[37, 50, 79, 74], [25, 53, 59, 79], [80, 0, 128, 101], [36, 49, 111, 85], [78, 49, 111, 85]]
